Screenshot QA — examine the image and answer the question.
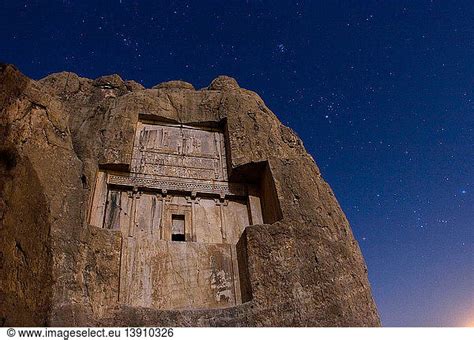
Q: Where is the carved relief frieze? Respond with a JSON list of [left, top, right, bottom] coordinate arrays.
[[88, 121, 263, 310], [107, 174, 247, 197], [131, 122, 228, 182]]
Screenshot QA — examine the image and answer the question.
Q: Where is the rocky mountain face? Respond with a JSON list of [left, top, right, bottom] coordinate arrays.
[[0, 63, 380, 326]]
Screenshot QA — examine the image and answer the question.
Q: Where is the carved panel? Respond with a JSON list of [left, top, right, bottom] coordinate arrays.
[[131, 122, 227, 181], [102, 190, 164, 238], [120, 236, 239, 309], [134, 193, 163, 236], [224, 199, 251, 243], [193, 198, 223, 244], [103, 190, 132, 232]]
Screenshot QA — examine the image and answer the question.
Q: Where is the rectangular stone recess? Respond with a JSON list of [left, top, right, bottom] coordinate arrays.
[[89, 122, 262, 310], [171, 214, 185, 241]]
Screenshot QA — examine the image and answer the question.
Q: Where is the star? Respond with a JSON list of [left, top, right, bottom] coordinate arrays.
[[277, 43, 286, 53]]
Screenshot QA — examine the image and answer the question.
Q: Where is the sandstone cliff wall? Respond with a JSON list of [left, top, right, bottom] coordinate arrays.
[[0, 64, 380, 326]]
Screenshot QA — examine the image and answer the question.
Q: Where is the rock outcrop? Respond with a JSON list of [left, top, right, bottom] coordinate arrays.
[[0, 64, 380, 326]]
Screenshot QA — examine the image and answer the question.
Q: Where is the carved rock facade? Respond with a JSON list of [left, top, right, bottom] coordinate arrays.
[[0, 64, 380, 326]]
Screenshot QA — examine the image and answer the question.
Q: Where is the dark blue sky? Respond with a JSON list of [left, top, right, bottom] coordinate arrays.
[[1, 0, 472, 327]]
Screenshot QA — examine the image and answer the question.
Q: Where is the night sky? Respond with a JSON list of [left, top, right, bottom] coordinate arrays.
[[1, 1, 473, 327]]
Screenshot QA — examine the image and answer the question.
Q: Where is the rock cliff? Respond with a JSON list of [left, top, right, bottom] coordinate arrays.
[[0, 64, 380, 326]]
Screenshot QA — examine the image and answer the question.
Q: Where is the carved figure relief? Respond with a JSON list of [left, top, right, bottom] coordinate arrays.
[[131, 122, 228, 181], [89, 122, 263, 309]]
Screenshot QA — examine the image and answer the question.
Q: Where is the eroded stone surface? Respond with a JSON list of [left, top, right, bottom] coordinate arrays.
[[0, 63, 380, 326], [152, 80, 195, 90]]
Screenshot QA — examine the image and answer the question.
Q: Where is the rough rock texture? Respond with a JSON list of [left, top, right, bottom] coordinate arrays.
[[0, 64, 380, 326]]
